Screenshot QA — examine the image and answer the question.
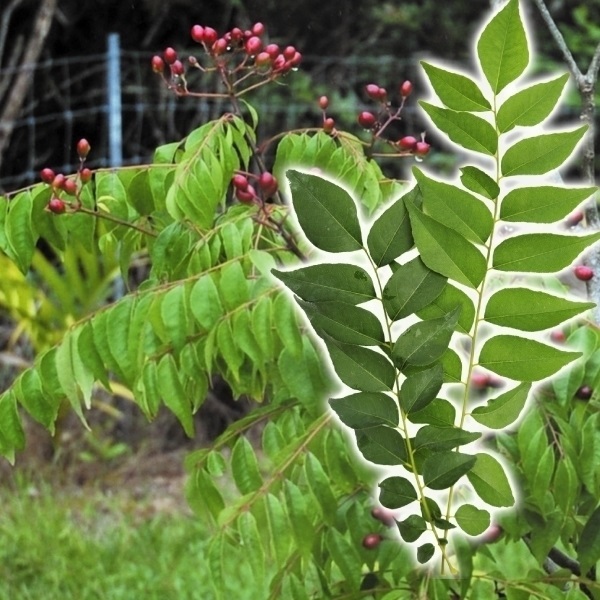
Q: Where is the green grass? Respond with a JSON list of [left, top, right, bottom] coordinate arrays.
[[0, 475, 255, 600]]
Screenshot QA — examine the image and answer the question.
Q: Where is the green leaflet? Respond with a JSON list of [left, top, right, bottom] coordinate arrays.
[[416, 282, 475, 335], [419, 102, 497, 156], [479, 335, 581, 381], [286, 170, 363, 252], [493, 232, 600, 273], [455, 504, 491, 536], [467, 453, 514, 507], [414, 168, 494, 243], [497, 73, 569, 133], [382, 256, 447, 322], [399, 363, 443, 414], [500, 185, 596, 223], [477, 0, 529, 94], [272, 264, 375, 304], [329, 392, 399, 429], [460, 166, 500, 200], [423, 452, 476, 490], [406, 200, 486, 288], [367, 185, 420, 267], [379, 476, 418, 509], [485, 288, 594, 331], [355, 426, 407, 466], [501, 127, 588, 177], [471, 382, 531, 429], [420, 61, 491, 112]]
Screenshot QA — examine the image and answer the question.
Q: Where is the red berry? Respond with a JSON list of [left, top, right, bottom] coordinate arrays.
[[63, 179, 77, 196], [376, 87, 387, 101], [163, 47, 177, 65], [283, 46, 296, 60], [550, 330, 566, 343], [80, 168, 92, 183], [245, 36, 262, 55], [471, 372, 490, 390], [171, 60, 184, 76], [230, 27, 244, 43], [398, 136, 418, 150], [265, 44, 280, 60], [52, 173, 66, 189], [236, 185, 256, 203], [358, 111, 377, 129], [323, 117, 335, 133], [481, 524, 503, 544], [272, 54, 286, 71], [151, 55, 165, 73], [232, 174, 249, 190], [576, 385, 593, 400], [191, 25, 204, 43], [251, 22, 265, 37], [414, 141, 431, 156], [365, 84, 380, 100], [48, 197, 66, 214], [76, 138, 90, 159], [40, 168, 55, 184], [318, 96, 329, 110], [212, 38, 228, 55], [362, 533, 383, 550], [400, 80, 413, 97], [203, 27, 218, 46], [565, 209, 584, 227], [574, 265, 594, 281], [289, 52, 302, 67], [258, 172, 278, 197], [370, 507, 395, 527]]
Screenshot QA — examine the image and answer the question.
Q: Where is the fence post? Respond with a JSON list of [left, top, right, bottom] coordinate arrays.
[[106, 33, 122, 168]]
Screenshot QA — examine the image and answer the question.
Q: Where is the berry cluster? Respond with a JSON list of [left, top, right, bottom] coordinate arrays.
[[231, 171, 278, 204], [41, 139, 92, 214], [151, 22, 302, 96], [346, 79, 430, 157]]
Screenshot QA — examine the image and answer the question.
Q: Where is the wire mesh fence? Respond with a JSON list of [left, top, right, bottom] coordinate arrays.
[[0, 36, 420, 194]]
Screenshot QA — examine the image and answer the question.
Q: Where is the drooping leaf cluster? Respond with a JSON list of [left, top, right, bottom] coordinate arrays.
[[273, 0, 599, 567]]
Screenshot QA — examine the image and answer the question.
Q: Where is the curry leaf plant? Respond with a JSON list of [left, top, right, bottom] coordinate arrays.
[[273, 0, 597, 571]]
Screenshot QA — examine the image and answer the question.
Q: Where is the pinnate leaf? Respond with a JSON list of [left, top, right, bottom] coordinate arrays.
[[287, 169, 362, 252]]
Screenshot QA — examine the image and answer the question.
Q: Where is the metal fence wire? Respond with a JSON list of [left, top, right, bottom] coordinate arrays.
[[0, 35, 419, 193]]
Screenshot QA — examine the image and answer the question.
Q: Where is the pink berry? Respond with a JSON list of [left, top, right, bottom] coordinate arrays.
[[232, 174, 249, 190], [163, 47, 177, 65], [230, 27, 243, 43], [191, 25, 204, 43], [576, 385, 593, 400], [52, 173, 66, 190], [323, 117, 335, 133], [151, 55, 165, 73], [258, 172, 278, 197], [265, 44, 280, 60], [245, 36, 262, 55], [318, 96, 329, 110], [212, 38, 228, 55], [236, 184, 256, 203], [471, 373, 490, 390], [76, 138, 90, 158], [376, 87, 387, 101], [40, 168, 55, 184], [481, 525, 503, 544], [289, 52, 302, 67], [365, 84, 380, 100], [400, 80, 413, 97], [48, 197, 66, 214], [362, 533, 383, 550], [272, 54, 286, 71], [358, 111, 377, 129], [63, 179, 77, 196], [171, 60, 184, 75], [550, 330, 566, 343], [255, 52, 271, 66], [251, 22, 265, 37], [203, 27, 218, 46], [398, 136, 418, 150], [414, 141, 431, 156], [283, 46, 296, 60], [370, 507, 395, 527], [80, 168, 92, 183], [574, 265, 594, 281], [566, 210, 584, 227]]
